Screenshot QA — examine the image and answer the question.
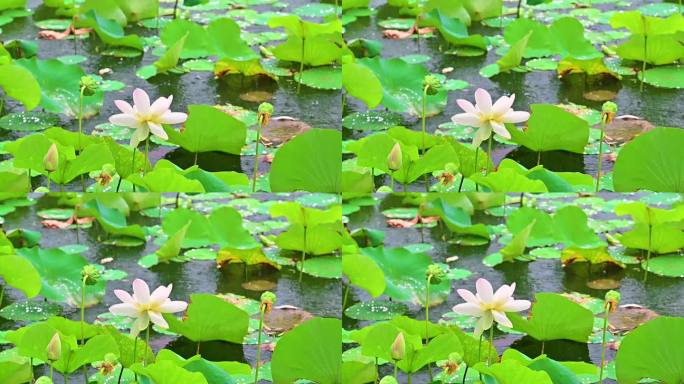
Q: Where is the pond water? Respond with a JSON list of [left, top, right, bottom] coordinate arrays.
[[344, 193, 684, 383], [343, 0, 684, 189]]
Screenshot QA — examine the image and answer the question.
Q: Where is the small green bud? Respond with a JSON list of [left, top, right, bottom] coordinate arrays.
[[80, 75, 99, 96], [35, 377, 53, 384], [46, 332, 61, 361], [423, 75, 442, 96], [257, 102, 274, 126], [390, 332, 405, 361], [379, 376, 398, 384], [601, 101, 618, 124], [387, 143, 402, 172], [426, 264, 446, 285], [605, 290, 621, 313], [260, 291, 277, 313], [81, 264, 101, 286], [43, 144, 59, 173]]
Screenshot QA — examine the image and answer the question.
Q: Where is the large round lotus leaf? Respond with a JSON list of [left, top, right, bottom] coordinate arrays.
[[613, 127, 684, 192], [357, 57, 447, 117], [0, 300, 62, 322], [642, 254, 684, 277], [270, 128, 341, 193], [295, 67, 342, 90], [344, 300, 408, 321], [342, 111, 403, 131], [271, 318, 341, 384], [639, 66, 684, 89], [0, 112, 60, 132], [616, 317, 684, 384]]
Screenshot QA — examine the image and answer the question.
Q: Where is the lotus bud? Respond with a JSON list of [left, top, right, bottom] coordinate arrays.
[[81, 264, 101, 286], [260, 291, 276, 313], [439, 352, 463, 375], [379, 376, 398, 384], [601, 101, 618, 124], [426, 263, 446, 285], [422, 74, 442, 96], [46, 332, 61, 361], [387, 143, 402, 172], [390, 332, 405, 361], [605, 290, 620, 313], [257, 102, 274, 127], [79, 75, 99, 96], [35, 377, 53, 384], [43, 144, 59, 173]]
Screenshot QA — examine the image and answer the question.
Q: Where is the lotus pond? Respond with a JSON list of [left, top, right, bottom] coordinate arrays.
[[342, 192, 684, 384], [0, 193, 343, 383]]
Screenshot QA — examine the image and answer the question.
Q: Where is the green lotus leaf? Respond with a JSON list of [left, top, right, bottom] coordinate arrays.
[[270, 128, 341, 193], [616, 317, 684, 384], [164, 294, 249, 344], [508, 293, 594, 343], [357, 57, 447, 117], [613, 127, 684, 192], [271, 318, 341, 384]]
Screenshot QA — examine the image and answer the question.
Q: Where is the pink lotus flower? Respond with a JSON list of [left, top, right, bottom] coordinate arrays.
[[451, 88, 530, 148], [109, 279, 187, 336], [109, 88, 187, 148], [452, 278, 531, 336]]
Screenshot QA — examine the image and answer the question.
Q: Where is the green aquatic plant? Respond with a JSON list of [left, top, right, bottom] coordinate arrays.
[[599, 290, 620, 383], [596, 101, 617, 192], [254, 291, 275, 384], [253, 102, 273, 192]]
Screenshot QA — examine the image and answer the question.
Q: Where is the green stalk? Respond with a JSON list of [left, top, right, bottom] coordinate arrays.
[[421, 85, 429, 192], [80, 276, 87, 384], [197, 342, 201, 355], [390, 172, 395, 191], [644, 223, 652, 283], [130, 147, 137, 188], [297, 37, 306, 94], [144, 137, 150, 176], [299, 226, 307, 283], [425, 275, 433, 381], [516, 0, 523, 18], [173, 0, 180, 19], [393, 362, 398, 380], [253, 305, 266, 384], [47, 173, 52, 191], [486, 136, 493, 175], [50, 364, 54, 382], [640, 34, 647, 92], [0, 285, 4, 309], [478, 333, 483, 381], [598, 310, 609, 383], [144, 326, 151, 366], [132, 335, 139, 382], [252, 118, 263, 192], [342, 284, 349, 309], [596, 114, 607, 192], [78, 86, 86, 192], [488, 326, 494, 365]]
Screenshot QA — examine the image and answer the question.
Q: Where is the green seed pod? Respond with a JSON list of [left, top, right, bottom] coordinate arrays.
[[601, 101, 618, 124], [81, 264, 102, 286], [257, 102, 274, 126], [80, 75, 99, 97], [422, 74, 442, 96], [605, 290, 621, 313], [426, 263, 446, 284], [260, 291, 277, 312]]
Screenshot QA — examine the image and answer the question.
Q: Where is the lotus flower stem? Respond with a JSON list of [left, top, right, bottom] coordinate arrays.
[[144, 326, 151, 366], [50, 364, 54, 382], [0, 285, 4, 309], [393, 363, 398, 380], [299, 227, 307, 282], [486, 136, 493, 175], [598, 311, 609, 382], [130, 147, 137, 190], [297, 38, 306, 94], [640, 35, 647, 92], [78, 86, 86, 192], [390, 173, 395, 191], [488, 326, 494, 365], [424, 275, 433, 381], [421, 85, 429, 192], [644, 223, 652, 283], [596, 115, 607, 192], [253, 304, 266, 384], [252, 120, 263, 192], [132, 335, 138, 383], [144, 137, 150, 176], [462, 366, 469, 384], [173, 0, 180, 19], [516, 0, 523, 18], [80, 276, 87, 347]]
